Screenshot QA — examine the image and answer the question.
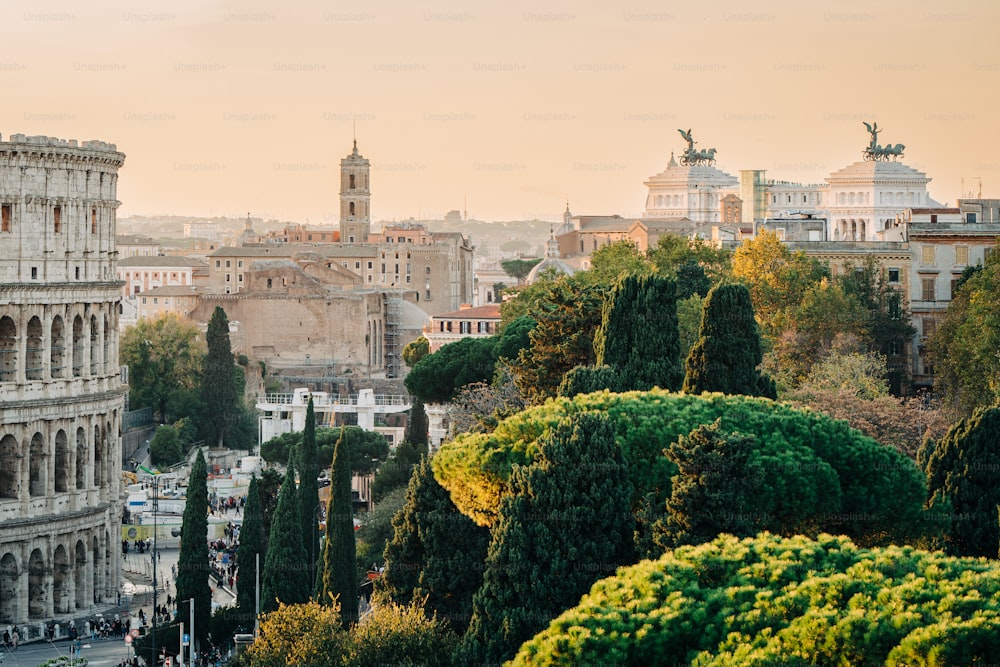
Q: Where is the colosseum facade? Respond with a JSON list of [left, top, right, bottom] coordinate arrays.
[[0, 134, 125, 629]]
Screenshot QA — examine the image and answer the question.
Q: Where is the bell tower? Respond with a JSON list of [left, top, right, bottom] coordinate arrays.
[[340, 139, 371, 243]]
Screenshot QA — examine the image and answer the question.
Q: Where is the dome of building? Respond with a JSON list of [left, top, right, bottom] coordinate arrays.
[[527, 228, 576, 284]]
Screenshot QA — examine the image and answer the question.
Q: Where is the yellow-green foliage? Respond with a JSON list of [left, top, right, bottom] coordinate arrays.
[[432, 390, 925, 546], [511, 533, 1000, 666], [244, 600, 349, 667]]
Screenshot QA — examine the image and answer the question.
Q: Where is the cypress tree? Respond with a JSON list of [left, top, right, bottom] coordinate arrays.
[[298, 397, 321, 583], [458, 412, 634, 665], [683, 282, 777, 398], [175, 449, 211, 644], [923, 406, 1000, 558], [594, 273, 683, 391], [660, 421, 767, 548], [380, 457, 490, 635], [200, 306, 242, 447], [261, 463, 310, 613], [317, 429, 358, 627], [407, 400, 429, 453], [236, 475, 263, 627]]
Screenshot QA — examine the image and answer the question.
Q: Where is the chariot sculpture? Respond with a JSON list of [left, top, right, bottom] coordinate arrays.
[[677, 128, 717, 166], [862, 121, 905, 162]]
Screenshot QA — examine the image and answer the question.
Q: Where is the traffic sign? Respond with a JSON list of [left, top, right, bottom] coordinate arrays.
[[182, 633, 190, 645], [131, 629, 140, 637], [124, 635, 132, 645]]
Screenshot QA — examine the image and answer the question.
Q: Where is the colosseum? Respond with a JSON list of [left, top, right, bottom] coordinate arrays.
[[0, 133, 125, 632]]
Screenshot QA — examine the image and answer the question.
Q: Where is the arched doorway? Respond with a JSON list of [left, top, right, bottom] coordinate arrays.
[[72, 315, 84, 377], [75, 540, 88, 610], [26, 316, 43, 381], [28, 548, 46, 619], [53, 544, 70, 614], [0, 316, 16, 382], [0, 434, 18, 499], [89, 315, 99, 375], [54, 430, 69, 493], [51, 315, 66, 378], [29, 432, 46, 496], [93, 426, 103, 488], [0, 553, 18, 623], [76, 427, 87, 490]]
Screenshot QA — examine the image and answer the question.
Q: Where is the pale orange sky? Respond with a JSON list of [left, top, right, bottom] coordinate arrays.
[[3, 0, 998, 223]]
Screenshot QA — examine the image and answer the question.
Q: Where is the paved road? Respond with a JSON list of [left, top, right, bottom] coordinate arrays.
[[0, 637, 136, 666]]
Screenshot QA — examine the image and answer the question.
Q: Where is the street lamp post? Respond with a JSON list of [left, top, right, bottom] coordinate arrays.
[[150, 474, 159, 667]]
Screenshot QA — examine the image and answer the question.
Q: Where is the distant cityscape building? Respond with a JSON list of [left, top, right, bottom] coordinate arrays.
[[0, 133, 125, 627], [424, 303, 501, 352]]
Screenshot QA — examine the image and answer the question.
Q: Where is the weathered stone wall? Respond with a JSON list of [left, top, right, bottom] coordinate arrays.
[[0, 133, 125, 626]]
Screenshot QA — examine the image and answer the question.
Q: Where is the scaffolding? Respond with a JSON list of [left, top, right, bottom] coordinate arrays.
[[384, 295, 402, 378]]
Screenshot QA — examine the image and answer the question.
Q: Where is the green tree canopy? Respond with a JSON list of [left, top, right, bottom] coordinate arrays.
[[661, 421, 766, 547], [175, 449, 211, 643], [298, 398, 321, 582], [402, 336, 429, 367], [921, 406, 1000, 558], [317, 429, 358, 627], [512, 533, 1000, 666], [492, 315, 536, 362], [404, 337, 498, 403], [682, 282, 775, 398], [237, 475, 264, 628], [594, 273, 683, 392], [261, 463, 310, 613], [432, 390, 928, 550], [647, 234, 731, 284], [731, 230, 828, 340], [459, 412, 634, 665], [260, 426, 389, 475], [508, 275, 606, 403], [120, 313, 205, 422], [149, 424, 183, 467], [928, 252, 1000, 415], [586, 240, 651, 285], [379, 457, 490, 635], [199, 306, 244, 447], [501, 257, 543, 284]]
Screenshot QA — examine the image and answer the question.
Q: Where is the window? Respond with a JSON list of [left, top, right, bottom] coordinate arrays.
[[930, 214, 938, 223], [238, 260, 243, 268], [349, 236, 355, 243], [406, 275, 411, 283], [226, 274, 231, 282], [153, 298, 158, 305], [887, 340, 902, 355], [425, 266, 431, 274], [267, 278, 272, 288], [238, 273, 243, 282], [1, 204, 10, 232], [922, 317, 937, 340], [921, 245, 935, 265], [381, 264, 386, 274], [349, 174, 356, 189], [308, 235, 313, 241], [91, 208, 97, 234], [967, 212, 977, 224], [349, 202, 355, 216], [888, 268, 900, 283], [31, 267, 37, 279], [215, 260, 221, 268], [887, 292, 901, 319], [950, 277, 959, 298], [955, 245, 969, 266], [355, 261, 361, 269], [53, 206, 62, 233], [75, 267, 80, 280], [921, 277, 935, 302], [225, 260, 231, 268]]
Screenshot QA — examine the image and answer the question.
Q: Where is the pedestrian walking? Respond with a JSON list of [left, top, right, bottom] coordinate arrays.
[[12, 628, 18, 651]]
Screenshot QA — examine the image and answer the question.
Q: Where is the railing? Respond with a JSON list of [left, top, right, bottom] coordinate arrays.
[[257, 393, 409, 408]]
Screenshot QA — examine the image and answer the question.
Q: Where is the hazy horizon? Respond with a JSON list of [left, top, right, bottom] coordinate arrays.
[[4, 0, 998, 223]]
